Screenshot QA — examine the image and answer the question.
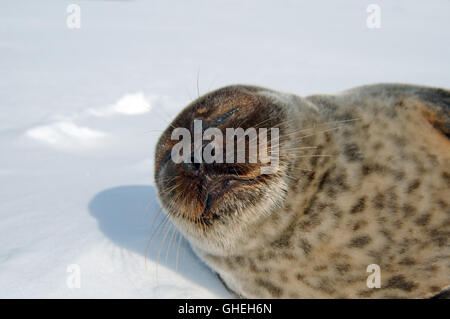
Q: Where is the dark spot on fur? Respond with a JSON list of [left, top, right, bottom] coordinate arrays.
[[309, 145, 324, 167], [394, 170, 405, 180], [442, 172, 450, 187], [430, 286, 441, 293], [326, 186, 336, 198], [303, 195, 317, 215], [344, 143, 364, 161], [257, 251, 276, 262], [318, 278, 336, 294], [281, 252, 295, 260], [352, 220, 368, 231], [296, 273, 305, 281], [349, 235, 371, 248], [249, 260, 261, 273], [310, 156, 318, 167], [386, 189, 398, 213], [335, 174, 349, 190], [298, 213, 322, 231], [233, 256, 245, 266], [335, 263, 351, 275], [437, 200, 447, 209], [317, 202, 328, 211], [318, 170, 331, 191], [255, 278, 282, 297], [225, 258, 237, 270], [430, 228, 449, 247], [317, 232, 329, 242], [271, 226, 294, 248], [314, 265, 328, 271], [362, 163, 387, 176], [373, 141, 384, 151], [372, 193, 385, 209], [362, 165, 371, 176], [401, 204, 417, 218], [394, 219, 403, 228], [386, 275, 418, 292], [425, 265, 439, 272], [298, 238, 312, 255], [407, 179, 421, 193], [380, 229, 393, 242], [415, 213, 431, 226], [350, 197, 366, 214], [390, 134, 407, 147], [399, 257, 416, 265]]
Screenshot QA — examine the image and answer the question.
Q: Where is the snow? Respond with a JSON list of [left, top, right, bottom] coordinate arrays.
[[0, 0, 449, 298]]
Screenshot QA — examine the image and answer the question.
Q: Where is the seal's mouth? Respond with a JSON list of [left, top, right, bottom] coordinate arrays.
[[157, 150, 265, 225], [200, 176, 261, 224]]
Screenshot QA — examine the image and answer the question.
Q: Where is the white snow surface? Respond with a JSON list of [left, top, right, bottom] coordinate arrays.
[[0, 0, 449, 298]]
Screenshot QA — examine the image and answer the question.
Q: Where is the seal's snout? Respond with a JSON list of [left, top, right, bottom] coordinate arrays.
[[155, 85, 287, 227], [180, 148, 260, 223]]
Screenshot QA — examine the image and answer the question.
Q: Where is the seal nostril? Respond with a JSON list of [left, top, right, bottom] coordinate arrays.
[[180, 152, 201, 173], [182, 162, 201, 173]]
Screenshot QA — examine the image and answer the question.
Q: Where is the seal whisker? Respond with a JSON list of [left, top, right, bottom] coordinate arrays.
[[165, 225, 178, 262], [156, 222, 174, 268], [146, 211, 170, 262], [175, 231, 183, 271]]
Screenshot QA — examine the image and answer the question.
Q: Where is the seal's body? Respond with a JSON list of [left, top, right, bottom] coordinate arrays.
[[155, 84, 450, 298]]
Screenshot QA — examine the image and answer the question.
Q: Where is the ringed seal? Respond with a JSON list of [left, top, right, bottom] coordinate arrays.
[[154, 83, 450, 298]]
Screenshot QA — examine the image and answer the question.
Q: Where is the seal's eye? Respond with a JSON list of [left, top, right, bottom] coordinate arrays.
[[213, 105, 243, 125]]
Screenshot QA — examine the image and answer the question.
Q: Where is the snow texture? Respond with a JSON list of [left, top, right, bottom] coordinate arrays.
[[0, 0, 449, 298]]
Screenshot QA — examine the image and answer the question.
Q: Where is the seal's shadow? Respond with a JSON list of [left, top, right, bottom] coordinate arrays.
[[88, 185, 230, 297]]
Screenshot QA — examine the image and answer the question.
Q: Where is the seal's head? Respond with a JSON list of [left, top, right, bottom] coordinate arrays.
[[154, 85, 301, 255]]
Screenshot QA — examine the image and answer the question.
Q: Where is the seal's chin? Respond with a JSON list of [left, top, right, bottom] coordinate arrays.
[[163, 169, 288, 255], [199, 176, 261, 224]]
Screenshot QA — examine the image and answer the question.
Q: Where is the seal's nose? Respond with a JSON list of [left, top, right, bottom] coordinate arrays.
[[182, 162, 200, 173], [181, 151, 203, 174]]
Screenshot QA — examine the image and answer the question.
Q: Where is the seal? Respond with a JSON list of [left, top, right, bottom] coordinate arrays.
[[154, 84, 450, 298]]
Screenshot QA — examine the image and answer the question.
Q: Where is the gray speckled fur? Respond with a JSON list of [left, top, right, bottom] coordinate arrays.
[[199, 84, 450, 298], [157, 83, 450, 298]]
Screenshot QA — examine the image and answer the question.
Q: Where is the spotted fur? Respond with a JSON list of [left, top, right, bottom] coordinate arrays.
[[155, 83, 450, 298]]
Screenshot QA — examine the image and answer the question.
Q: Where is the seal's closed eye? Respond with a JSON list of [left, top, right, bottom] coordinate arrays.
[[212, 105, 244, 125]]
